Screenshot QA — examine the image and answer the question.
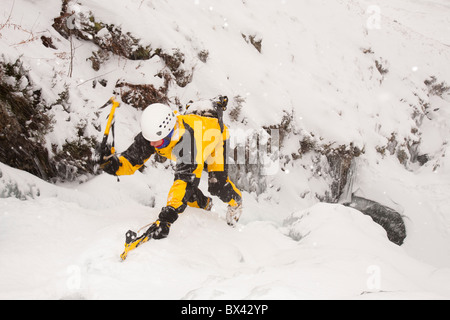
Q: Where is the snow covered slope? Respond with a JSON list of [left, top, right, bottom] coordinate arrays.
[[1, 162, 449, 299], [1, 0, 450, 299]]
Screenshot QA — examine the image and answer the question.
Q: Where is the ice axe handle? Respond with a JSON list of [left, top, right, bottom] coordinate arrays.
[[103, 98, 120, 137], [98, 97, 120, 162]]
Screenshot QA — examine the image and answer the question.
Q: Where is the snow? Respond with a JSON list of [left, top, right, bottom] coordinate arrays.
[[1, 162, 449, 300], [1, 0, 450, 300]]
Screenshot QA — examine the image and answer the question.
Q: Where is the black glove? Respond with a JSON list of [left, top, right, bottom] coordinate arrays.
[[101, 155, 121, 175], [151, 206, 179, 239], [152, 220, 171, 240], [214, 95, 228, 111]]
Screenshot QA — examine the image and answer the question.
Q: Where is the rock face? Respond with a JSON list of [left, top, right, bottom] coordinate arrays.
[[344, 196, 406, 246]]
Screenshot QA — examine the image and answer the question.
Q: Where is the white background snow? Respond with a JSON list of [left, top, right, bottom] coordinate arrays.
[[1, 0, 450, 300]]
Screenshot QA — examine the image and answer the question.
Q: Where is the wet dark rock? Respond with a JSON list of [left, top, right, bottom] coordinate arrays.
[[344, 196, 407, 246]]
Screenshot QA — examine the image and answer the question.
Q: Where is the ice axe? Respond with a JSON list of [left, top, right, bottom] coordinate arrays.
[[96, 97, 120, 169], [213, 95, 228, 133], [120, 221, 160, 261]]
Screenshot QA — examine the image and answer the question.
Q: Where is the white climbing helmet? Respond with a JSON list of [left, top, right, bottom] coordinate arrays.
[[140, 103, 177, 141]]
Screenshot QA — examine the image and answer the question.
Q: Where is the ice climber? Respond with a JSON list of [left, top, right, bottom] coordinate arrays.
[[102, 97, 243, 240]]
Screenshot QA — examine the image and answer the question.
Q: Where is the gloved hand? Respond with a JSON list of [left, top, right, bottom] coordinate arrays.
[[101, 155, 121, 175], [214, 95, 228, 111], [151, 206, 179, 239], [152, 220, 171, 240]]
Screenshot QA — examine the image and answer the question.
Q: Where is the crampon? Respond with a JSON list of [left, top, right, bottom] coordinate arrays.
[[120, 223, 158, 261]]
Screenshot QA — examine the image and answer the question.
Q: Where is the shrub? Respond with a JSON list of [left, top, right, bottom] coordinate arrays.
[[0, 57, 55, 180], [424, 76, 450, 97]]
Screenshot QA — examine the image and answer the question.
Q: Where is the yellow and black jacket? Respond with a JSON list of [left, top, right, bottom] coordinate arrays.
[[112, 114, 242, 224]]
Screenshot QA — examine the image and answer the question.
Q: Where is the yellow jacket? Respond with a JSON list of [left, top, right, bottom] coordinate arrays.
[[115, 114, 231, 211]]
